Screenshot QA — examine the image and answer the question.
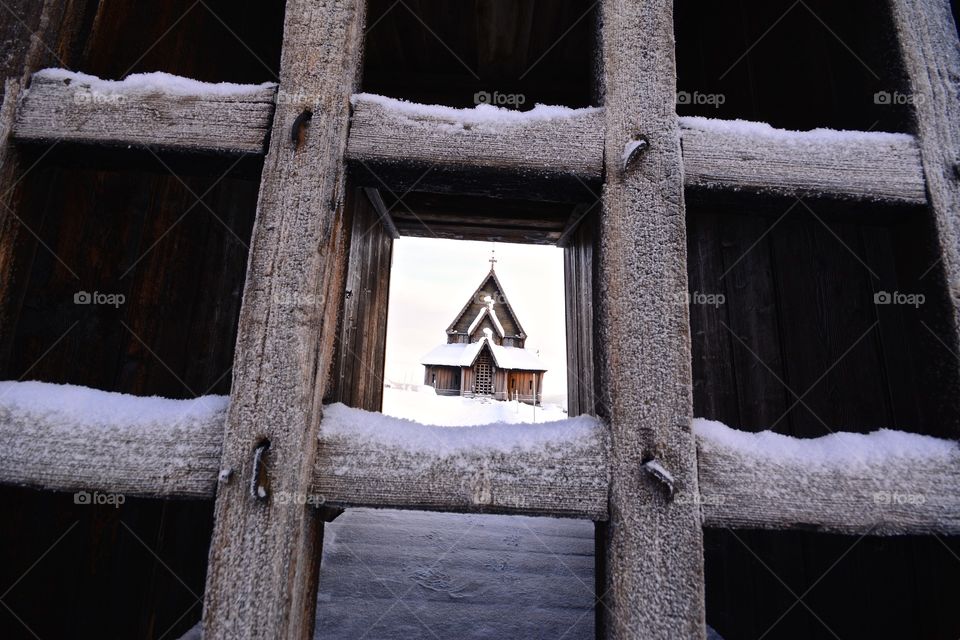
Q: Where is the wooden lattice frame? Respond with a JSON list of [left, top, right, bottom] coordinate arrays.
[[0, 0, 958, 638]]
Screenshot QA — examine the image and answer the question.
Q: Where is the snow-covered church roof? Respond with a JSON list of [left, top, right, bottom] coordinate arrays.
[[421, 337, 547, 372]]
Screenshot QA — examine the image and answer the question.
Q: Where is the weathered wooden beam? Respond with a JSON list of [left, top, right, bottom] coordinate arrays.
[[0, 382, 225, 499], [201, 1, 366, 638], [311, 404, 609, 520], [11, 73, 930, 207], [680, 119, 928, 205], [13, 69, 277, 155], [696, 420, 960, 535], [596, 0, 707, 638], [888, 0, 960, 350], [4, 382, 959, 534], [346, 93, 605, 179]]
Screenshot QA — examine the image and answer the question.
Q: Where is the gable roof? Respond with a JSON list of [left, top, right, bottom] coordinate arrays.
[[445, 269, 526, 338]]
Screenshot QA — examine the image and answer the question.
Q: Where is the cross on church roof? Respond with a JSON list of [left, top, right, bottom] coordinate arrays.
[[489, 248, 497, 271]]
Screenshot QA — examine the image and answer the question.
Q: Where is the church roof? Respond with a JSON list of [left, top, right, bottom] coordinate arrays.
[[445, 269, 526, 338], [420, 338, 547, 372]]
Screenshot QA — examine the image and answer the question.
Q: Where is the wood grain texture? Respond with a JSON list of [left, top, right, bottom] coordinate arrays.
[[13, 71, 276, 154], [680, 124, 928, 204], [697, 432, 960, 535], [311, 426, 609, 521], [0, 397, 225, 499], [327, 188, 393, 411], [888, 0, 960, 351], [596, 1, 707, 638], [346, 94, 604, 178], [201, 1, 366, 638]]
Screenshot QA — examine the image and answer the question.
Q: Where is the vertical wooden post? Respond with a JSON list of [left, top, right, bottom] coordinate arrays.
[[597, 0, 707, 638], [201, 1, 366, 638], [888, 0, 960, 351]]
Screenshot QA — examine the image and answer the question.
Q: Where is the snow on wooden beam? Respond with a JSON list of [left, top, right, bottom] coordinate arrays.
[[0, 381, 226, 498], [680, 117, 928, 205], [12, 69, 277, 155], [311, 403, 609, 520], [696, 419, 960, 535], [345, 93, 605, 180]]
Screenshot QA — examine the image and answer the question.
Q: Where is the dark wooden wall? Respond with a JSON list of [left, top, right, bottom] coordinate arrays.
[[687, 194, 960, 639], [363, 0, 597, 109], [0, 154, 259, 640], [0, 2, 284, 639], [674, 0, 911, 132], [327, 189, 394, 412]]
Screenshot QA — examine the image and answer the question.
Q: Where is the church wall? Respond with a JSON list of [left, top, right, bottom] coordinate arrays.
[[423, 365, 461, 395]]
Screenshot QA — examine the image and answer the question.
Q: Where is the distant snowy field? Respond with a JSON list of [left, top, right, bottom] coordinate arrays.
[[381, 384, 568, 425]]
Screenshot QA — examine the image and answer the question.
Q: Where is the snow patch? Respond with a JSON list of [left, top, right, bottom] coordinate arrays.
[[421, 338, 546, 371], [0, 380, 228, 429], [693, 418, 958, 469], [352, 92, 602, 128], [321, 402, 599, 456], [679, 115, 914, 145], [33, 68, 276, 98]]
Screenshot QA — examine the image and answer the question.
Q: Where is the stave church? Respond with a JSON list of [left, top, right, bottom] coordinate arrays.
[[421, 255, 546, 404]]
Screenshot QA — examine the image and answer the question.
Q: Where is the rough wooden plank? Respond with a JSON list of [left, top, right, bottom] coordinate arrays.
[[201, 1, 366, 638], [680, 120, 928, 205], [13, 69, 276, 155], [596, 0, 707, 638], [696, 423, 960, 535], [0, 384, 225, 499], [346, 93, 604, 179], [311, 404, 609, 520], [888, 0, 960, 350]]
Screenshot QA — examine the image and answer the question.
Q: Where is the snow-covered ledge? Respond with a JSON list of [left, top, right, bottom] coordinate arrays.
[[346, 93, 605, 179], [0, 381, 226, 498], [13, 68, 277, 154], [3, 380, 957, 533], [679, 116, 927, 204], [695, 419, 960, 535], [312, 403, 609, 519]]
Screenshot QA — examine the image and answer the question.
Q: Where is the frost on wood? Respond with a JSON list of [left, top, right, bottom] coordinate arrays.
[[0, 380, 226, 497], [13, 68, 277, 154], [312, 403, 608, 518], [679, 115, 927, 204], [32, 68, 277, 97], [346, 93, 604, 178], [695, 419, 960, 535]]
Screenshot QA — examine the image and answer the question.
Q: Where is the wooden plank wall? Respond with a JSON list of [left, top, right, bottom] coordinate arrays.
[[0, 155, 259, 640], [328, 188, 394, 412], [687, 194, 960, 639], [0, 2, 282, 639]]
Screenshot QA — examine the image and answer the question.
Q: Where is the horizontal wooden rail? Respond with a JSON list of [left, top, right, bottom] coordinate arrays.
[[311, 403, 609, 519], [3, 382, 957, 533], [345, 93, 605, 180], [696, 419, 960, 535], [680, 117, 928, 205], [12, 69, 276, 154], [10, 72, 928, 206], [0, 381, 226, 498]]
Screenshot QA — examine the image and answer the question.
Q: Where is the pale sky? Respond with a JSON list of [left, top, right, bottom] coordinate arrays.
[[383, 237, 568, 406]]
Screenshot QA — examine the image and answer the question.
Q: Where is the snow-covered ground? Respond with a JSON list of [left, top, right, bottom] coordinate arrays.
[[381, 384, 567, 426], [313, 387, 593, 639]]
